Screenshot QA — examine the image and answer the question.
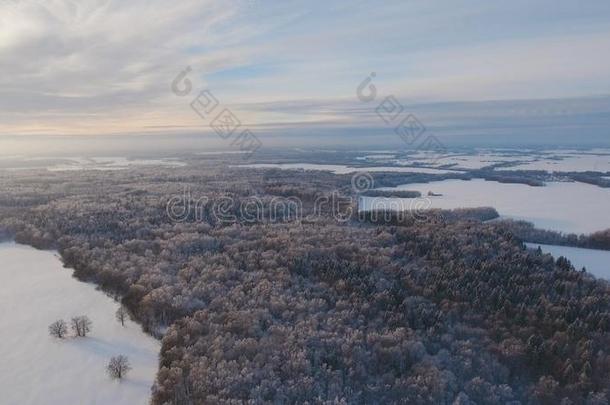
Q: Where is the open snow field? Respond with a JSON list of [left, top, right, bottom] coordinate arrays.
[[506, 153, 610, 172], [391, 152, 537, 170], [361, 149, 610, 173], [239, 163, 462, 174], [0, 156, 185, 171], [0, 242, 159, 405], [526, 243, 610, 280], [374, 179, 610, 234]]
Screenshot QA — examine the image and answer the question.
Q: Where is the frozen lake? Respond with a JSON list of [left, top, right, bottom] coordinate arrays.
[[368, 179, 610, 234], [0, 243, 159, 405], [526, 243, 610, 280]]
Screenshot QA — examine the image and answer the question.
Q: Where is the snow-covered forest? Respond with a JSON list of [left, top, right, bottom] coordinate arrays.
[[1, 161, 609, 404]]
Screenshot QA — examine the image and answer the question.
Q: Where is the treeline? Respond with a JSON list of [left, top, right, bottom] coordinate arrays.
[[498, 219, 610, 251], [360, 189, 422, 198], [568, 173, 610, 188], [360, 207, 500, 226], [471, 170, 546, 187]]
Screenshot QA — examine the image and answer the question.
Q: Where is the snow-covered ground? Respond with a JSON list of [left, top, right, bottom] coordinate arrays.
[[0, 156, 185, 171], [46, 157, 186, 171], [239, 163, 462, 174], [361, 154, 396, 159], [506, 153, 610, 172], [392, 153, 537, 170], [358, 196, 426, 214], [363, 149, 610, 173], [375, 179, 610, 234], [526, 243, 610, 280], [0, 242, 159, 405]]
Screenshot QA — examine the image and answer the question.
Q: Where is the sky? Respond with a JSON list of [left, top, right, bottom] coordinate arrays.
[[1, 0, 610, 151]]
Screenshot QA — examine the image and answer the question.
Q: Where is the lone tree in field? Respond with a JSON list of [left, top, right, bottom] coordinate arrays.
[[115, 306, 128, 326], [48, 319, 68, 338], [71, 315, 92, 337], [107, 355, 131, 380]]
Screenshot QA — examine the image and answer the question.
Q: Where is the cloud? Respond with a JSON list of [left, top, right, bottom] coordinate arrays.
[[0, 0, 609, 144]]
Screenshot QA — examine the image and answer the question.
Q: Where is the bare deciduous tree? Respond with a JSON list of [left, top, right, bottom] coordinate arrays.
[[71, 315, 92, 337], [107, 355, 131, 380], [115, 306, 128, 326], [48, 319, 68, 338]]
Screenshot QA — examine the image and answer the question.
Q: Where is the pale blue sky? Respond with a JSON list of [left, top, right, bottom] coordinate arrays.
[[0, 0, 609, 146]]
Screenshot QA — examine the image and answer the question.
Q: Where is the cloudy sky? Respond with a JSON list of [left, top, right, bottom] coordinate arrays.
[[1, 0, 610, 148]]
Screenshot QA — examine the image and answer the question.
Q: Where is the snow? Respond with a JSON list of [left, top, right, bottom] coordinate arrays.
[[358, 196, 423, 213], [378, 179, 610, 234], [506, 153, 610, 172], [239, 163, 462, 174], [354, 154, 397, 162], [432, 154, 536, 170], [381, 149, 610, 173], [46, 157, 186, 171], [0, 243, 159, 405], [0, 156, 186, 171], [394, 152, 537, 170], [526, 243, 610, 280]]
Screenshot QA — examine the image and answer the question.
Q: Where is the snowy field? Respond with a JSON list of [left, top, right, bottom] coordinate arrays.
[[506, 153, 610, 173], [526, 243, 610, 280], [392, 153, 537, 170], [358, 149, 610, 173], [0, 242, 159, 405], [0, 156, 185, 171], [371, 179, 610, 234], [46, 157, 186, 171], [239, 163, 462, 174]]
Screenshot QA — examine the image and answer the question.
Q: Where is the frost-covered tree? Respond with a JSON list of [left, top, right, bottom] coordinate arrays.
[[107, 355, 131, 379], [115, 306, 128, 326], [71, 315, 92, 337], [48, 319, 68, 338]]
